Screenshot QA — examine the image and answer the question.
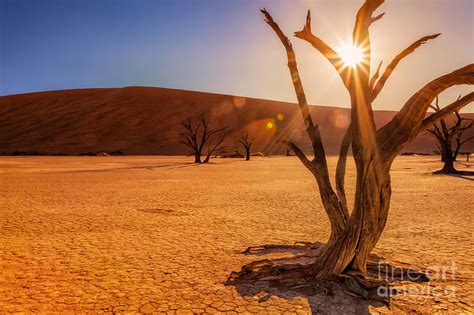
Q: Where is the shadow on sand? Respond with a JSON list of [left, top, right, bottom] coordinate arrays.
[[226, 242, 430, 314], [431, 168, 474, 181], [444, 173, 474, 181]]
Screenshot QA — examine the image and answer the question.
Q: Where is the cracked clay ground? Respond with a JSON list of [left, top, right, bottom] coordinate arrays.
[[0, 156, 473, 314]]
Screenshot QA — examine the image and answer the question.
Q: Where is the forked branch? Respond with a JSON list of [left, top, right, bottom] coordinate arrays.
[[351, 0, 385, 80], [203, 128, 232, 163], [284, 141, 314, 175], [262, 8, 348, 235], [369, 61, 383, 90], [353, 0, 385, 38], [420, 92, 474, 130], [261, 9, 331, 174], [294, 10, 348, 87]]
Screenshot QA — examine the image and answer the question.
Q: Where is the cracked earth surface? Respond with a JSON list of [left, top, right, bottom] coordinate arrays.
[[0, 156, 472, 314]]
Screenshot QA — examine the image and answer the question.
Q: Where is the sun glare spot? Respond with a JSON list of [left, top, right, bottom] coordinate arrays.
[[266, 121, 274, 129], [331, 110, 350, 128], [338, 43, 364, 68]]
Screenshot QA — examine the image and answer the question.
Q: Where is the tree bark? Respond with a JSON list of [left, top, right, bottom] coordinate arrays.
[[439, 143, 456, 173], [194, 153, 202, 164]]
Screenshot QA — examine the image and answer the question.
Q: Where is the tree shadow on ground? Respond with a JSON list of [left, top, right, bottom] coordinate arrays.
[[444, 173, 474, 181], [431, 169, 474, 181], [226, 242, 430, 314]]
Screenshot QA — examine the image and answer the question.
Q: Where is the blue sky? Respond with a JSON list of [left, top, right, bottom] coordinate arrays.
[[1, 0, 473, 111]]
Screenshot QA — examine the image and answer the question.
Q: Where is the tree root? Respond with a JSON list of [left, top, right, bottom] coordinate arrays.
[[242, 241, 325, 256], [227, 242, 430, 305]]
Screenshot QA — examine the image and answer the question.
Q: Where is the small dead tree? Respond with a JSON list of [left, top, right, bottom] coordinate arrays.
[[238, 132, 253, 160], [179, 117, 231, 164], [465, 152, 471, 162], [228, 0, 474, 299], [427, 97, 473, 174]]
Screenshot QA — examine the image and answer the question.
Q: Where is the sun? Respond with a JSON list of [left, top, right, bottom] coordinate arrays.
[[338, 43, 364, 68]]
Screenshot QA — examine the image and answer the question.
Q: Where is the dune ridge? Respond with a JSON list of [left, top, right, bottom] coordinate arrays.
[[0, 86, 472, 155]]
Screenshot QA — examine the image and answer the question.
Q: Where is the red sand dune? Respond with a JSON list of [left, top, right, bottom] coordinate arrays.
[[0, 86, 472, 155]]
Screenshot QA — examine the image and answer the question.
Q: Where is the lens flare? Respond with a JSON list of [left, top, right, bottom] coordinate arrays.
[[338, 43, 364, 68], [331, 111, 350, 128], [266, 121, 274, 129]]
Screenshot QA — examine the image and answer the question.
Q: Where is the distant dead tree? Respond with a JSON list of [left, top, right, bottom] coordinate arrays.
[[427, 97, 473, 174], [238, 132, 253, 160], [464, 152, 471, 162], [179, 117, 231, 164], [227, 0, 474, 300]]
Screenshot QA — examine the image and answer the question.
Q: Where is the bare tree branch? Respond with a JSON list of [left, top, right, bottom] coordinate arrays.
[[261, 9, 351, 237], [260, 9, 333, 184], [460, 135, 474, 145], [426, 128, 444, 142], [294, 10, 348, 87], [369, 60, 383, 90], [379, 64, 474, 162], [284, 141, 314, 174], [335, 126, 351, 218], [198, 117, 209, 154], [368, 12, 385, 26], [371, 33, 441, 102], [353, 0, 385, 37], [420, 92, 474, 130], [429, 96, 441, 111], [352, 0, 385, 81], [203, 128, 232, 163]]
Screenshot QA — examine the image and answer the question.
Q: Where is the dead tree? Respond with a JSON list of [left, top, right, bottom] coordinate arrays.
[[238, 132, 253, 160], [228, 0, 474, 298], [179, 117, 231, 163], [427, 97, 473, 174]]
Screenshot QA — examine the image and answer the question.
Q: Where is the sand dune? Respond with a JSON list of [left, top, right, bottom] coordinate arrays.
[[0, 87, 472, 155]]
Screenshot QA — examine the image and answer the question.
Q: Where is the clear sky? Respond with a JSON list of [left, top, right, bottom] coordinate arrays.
[[1, 0, 473, 112]]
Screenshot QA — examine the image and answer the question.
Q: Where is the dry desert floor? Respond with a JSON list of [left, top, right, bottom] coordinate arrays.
[[0, 156, 473, 314]]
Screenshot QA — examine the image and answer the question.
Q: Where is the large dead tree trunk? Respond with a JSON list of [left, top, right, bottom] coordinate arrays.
[[427, 98, 473, 174], [229, 0, 474, 293], [440, 144, 456, 173]]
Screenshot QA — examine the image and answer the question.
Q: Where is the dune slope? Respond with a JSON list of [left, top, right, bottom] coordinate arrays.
[[0, 87, 472, 155]]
